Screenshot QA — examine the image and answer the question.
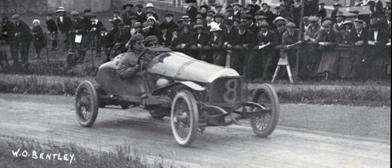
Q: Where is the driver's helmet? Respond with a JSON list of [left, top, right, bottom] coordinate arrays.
[[144, 35, 159, 47]]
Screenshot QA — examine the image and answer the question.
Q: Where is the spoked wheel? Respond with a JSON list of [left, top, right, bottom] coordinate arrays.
[[250, 84, 280, 137], [170, 90, 199, 147], [75, 81, 99, 127]]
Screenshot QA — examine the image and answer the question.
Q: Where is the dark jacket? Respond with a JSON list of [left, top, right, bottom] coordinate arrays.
[[209, 33, 224, 48], [160, 20, 178, 33], [46, 19, 58, 33], [193, 32, 210, 46], [14, 20, 32, 41], [233, 30, 256, 49], [1, 20, 15, 41], [136, 11, 147, 23], [222, 27, 238, 46], [256, 30, 279, 51], [57, 14, 72, 33]]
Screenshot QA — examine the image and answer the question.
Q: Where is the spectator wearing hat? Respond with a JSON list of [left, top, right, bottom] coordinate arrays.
[[69, 11, 88, 62], [226, 7, 235, 20], [315, 19, 341, 80], [12, 14, 32, 70], [186, 1, 198, 22], [112, 22, 132, 56], [31, 19, 45, 59], [46, 13, 58, 51], [214, 4, 224, 15], [281, 22, 299, 72], [135, 4, 147, 23], [340, 20, 355, 44], [337, 20, 357, 79], [241, 14, 258, 34], [318, 3, 327, 19], [111, 11, 123, 27], [333, 12, 345, 32], [252, 21, 279, 81], [121, 3, 135, 26], [301, 16, 321, 79], [200, 5, 210, 18], [160, 13, 178, 35], [214, 14, 226, 30], [331, 3, 342, 22], [89, 15, 105, 57], [249, 0, 261, 15], [209, 25, 225, 65], [260, 3, 276, 26], [232, 3, 243, 19], [174, 24, 194, 56], [56, 6, 72, 51], [222, 19, 238, 51], [191, 24, 210, 61], [0, 16, 14, 68], [231, 23, 256, 75], [364, 19, 389, 79], [273, 16, 287, 43]]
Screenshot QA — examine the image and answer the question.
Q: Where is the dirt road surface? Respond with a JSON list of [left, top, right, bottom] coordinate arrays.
[[0, 94, 389, 168]]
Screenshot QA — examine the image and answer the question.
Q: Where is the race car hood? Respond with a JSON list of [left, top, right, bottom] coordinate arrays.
[[147, 51, 239, 83]]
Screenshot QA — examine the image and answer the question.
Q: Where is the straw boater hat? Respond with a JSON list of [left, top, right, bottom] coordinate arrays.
[[56, 6, 65, 13], [286, 22, 296, 28]]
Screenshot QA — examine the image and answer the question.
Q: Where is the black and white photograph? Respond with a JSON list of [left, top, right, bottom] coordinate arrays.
[[0, 0, 390, 167]]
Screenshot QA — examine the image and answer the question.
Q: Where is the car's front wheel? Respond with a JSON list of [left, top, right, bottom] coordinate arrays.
[[250, 84, 280, 137], [170, 90, 199, 147], [75, 81, 99, 127]]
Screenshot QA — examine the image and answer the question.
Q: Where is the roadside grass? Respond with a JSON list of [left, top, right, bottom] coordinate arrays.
[[0, 136, 177, 168], [0, 73, 389, 106]]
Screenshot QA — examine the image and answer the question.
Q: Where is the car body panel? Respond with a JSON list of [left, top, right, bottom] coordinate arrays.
[[147, 51, 239, 83]]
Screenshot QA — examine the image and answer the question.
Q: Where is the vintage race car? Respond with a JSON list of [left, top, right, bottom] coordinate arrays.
[[75, 47, 280, 147]]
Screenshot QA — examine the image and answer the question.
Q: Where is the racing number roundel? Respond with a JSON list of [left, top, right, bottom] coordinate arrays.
[[223, 79, 238, 103]]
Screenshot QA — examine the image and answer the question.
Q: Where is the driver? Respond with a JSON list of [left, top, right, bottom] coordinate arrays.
[[115, 34, 145, 79]]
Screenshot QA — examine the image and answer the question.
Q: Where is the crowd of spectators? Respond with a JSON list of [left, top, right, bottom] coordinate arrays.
[[0, 0, 391, 81]]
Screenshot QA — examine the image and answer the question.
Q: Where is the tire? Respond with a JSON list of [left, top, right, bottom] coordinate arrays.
[[250, 84, 280, 137], [75, 80, 99, 127], [170, 90, 199, 147]]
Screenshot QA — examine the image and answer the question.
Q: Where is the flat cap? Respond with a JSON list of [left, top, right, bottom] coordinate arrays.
[[259, 22, 269, 27], [70, 11, 79, 15], [286, 22, 296, 28], [193, 24, 203, 29], [322, 20, 333, 26], [11, 14, 20, 19]]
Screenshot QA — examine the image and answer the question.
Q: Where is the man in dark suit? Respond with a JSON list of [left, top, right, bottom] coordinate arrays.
[[365, 20, 389, 79], [253, 22, 279, 81], [232, 23, 256, 75], [12, 14, 32, 70], [46, 13, 58, 51], [90, 15, 105, 57], [191, 24, 210, 61], [135, 4, 147, 23], [121, 3, 135, 26], [56, 6, 73, 51], [1, 16, 14, 68], [318, 3, 327, 19]]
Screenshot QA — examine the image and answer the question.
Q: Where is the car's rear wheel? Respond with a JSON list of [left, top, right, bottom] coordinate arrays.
[[170, 90, 199, 147], [75, 81, 99, 127], [250, 84, 279, 137]]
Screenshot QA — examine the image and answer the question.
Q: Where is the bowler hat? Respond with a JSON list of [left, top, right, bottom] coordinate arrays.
[[122, 3, 133, 9]]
